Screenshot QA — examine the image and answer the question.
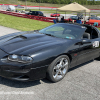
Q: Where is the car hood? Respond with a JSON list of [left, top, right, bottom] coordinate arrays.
[[0, 31, 71, 55]]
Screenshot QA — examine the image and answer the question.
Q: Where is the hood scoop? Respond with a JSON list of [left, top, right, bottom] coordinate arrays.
[[0, 35, 27, 43], [11, 35, 27, 40], [0, 33, 46, 47], [22, 33, 45, 39], [0, 33, 44, 44], [19, 35, 27, 39]]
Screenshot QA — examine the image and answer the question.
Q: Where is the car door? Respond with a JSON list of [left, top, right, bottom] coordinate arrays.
[[76, 28, 100, 66]]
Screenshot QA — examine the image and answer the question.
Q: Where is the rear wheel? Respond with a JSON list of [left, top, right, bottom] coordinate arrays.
[[46, 55, 70, 82]]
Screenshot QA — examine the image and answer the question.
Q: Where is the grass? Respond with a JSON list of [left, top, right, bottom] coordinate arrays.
[[98, 28, 100, 30], [0, 0, 65, 7], [0, 13, 100, 32], [0, 13, 53, 31], [0, 0, 100, 31]]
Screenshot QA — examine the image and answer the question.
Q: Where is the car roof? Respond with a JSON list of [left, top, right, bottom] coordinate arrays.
[[69, 23, 94, 28], [54, 23, 87, 32], [57, 23, 85, 28], [52, 23, 96, 30], [56, 23, 98, 30]]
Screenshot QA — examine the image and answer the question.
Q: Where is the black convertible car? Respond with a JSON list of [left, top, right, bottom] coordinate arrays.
[[0, 23, 100, 82]]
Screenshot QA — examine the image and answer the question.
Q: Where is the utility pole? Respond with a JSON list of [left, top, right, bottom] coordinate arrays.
[[39, 0, 41, 10], [16, 0, 18, 10], [25, 0, 27, 9]]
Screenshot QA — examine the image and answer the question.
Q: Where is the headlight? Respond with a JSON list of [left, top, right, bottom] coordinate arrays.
[[8, 54, 33, 63]]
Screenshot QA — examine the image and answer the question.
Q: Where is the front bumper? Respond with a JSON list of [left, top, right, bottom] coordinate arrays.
[[0, 65, 48, 81], [0, 49, 48, 81]]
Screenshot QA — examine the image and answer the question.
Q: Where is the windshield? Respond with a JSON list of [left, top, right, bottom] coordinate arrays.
[[39, 24, 86, 39]]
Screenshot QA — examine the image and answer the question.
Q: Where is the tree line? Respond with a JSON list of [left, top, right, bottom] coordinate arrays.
[[18, 0, 100, 5]]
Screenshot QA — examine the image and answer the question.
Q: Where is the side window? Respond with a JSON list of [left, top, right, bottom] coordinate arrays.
[[40, 12, 43, 16], [36, 12, 38, 15], [32, 11, 35, 15], [85, 27, 99, 39], [38, 13, 41, 16], [91, 29, 99, 39]]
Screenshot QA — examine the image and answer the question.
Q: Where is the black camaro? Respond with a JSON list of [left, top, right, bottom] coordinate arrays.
[[0, 23, 100, 82]]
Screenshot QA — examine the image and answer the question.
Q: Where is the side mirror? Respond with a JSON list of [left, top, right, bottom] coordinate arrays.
[[82, 38, 91, 44]]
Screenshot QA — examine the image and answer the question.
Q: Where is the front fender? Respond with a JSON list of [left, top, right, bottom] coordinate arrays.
[[30, 46, 65, 69]]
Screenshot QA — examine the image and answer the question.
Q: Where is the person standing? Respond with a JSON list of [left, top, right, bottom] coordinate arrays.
[[60, 16, 64, 23], [76, 17, 82, 24]]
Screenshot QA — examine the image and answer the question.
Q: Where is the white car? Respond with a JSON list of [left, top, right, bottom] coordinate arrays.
[[6, 5, 15, 11]]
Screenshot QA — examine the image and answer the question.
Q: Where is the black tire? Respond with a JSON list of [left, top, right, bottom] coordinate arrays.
[[96, 56, 100, 60], [46, 55, 70, 82]]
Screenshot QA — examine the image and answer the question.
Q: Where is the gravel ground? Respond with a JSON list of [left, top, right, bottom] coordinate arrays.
[[0, 26, 20, 36], [0, 26, 100, 100]]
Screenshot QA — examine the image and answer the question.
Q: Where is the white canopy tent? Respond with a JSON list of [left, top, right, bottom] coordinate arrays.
[[57, 2, 90, 20], [57, 2, 90, 13]]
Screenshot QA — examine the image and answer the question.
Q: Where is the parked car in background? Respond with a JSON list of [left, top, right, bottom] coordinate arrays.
[[6, 5, 15, 11], [26, 11, 44, 16], [88, 16, 100, 20], [70, 16, 78, 20], [88, 16, 100, 24], [15, 5, 24, 8], [50, 13, 60, 17], [69, 15, 83, 21], [91, 15, 97, 17]]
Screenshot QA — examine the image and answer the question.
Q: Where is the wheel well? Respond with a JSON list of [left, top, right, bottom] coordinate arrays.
[[58, 53, 72, 62], [46, 53, 72, 74]]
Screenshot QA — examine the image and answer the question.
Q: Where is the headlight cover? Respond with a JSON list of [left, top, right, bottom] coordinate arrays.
[[8, 54, 33, 63]]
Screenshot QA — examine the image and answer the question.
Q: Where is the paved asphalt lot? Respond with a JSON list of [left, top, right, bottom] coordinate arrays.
[[0, 26, 100, 100]]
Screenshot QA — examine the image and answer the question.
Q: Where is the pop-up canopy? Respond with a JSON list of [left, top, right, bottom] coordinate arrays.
[[57, 2, 90, 13]]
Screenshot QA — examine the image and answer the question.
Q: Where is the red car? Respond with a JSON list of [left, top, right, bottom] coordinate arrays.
[[50, 13, 60, 17]]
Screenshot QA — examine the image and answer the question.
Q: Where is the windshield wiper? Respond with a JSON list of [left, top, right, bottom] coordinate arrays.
[[34, 30, 39, 32], [44, 33, 55, 37]]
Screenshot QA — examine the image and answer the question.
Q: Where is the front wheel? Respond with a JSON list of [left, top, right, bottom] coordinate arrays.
[[46, 55, 70, 82]]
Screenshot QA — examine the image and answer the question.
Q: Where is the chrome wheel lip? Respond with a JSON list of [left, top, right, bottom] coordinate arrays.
[[53, 57, 68, 80]]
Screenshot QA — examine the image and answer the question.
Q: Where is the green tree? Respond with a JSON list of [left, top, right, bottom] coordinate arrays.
[[18, 0, 100, 5]]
